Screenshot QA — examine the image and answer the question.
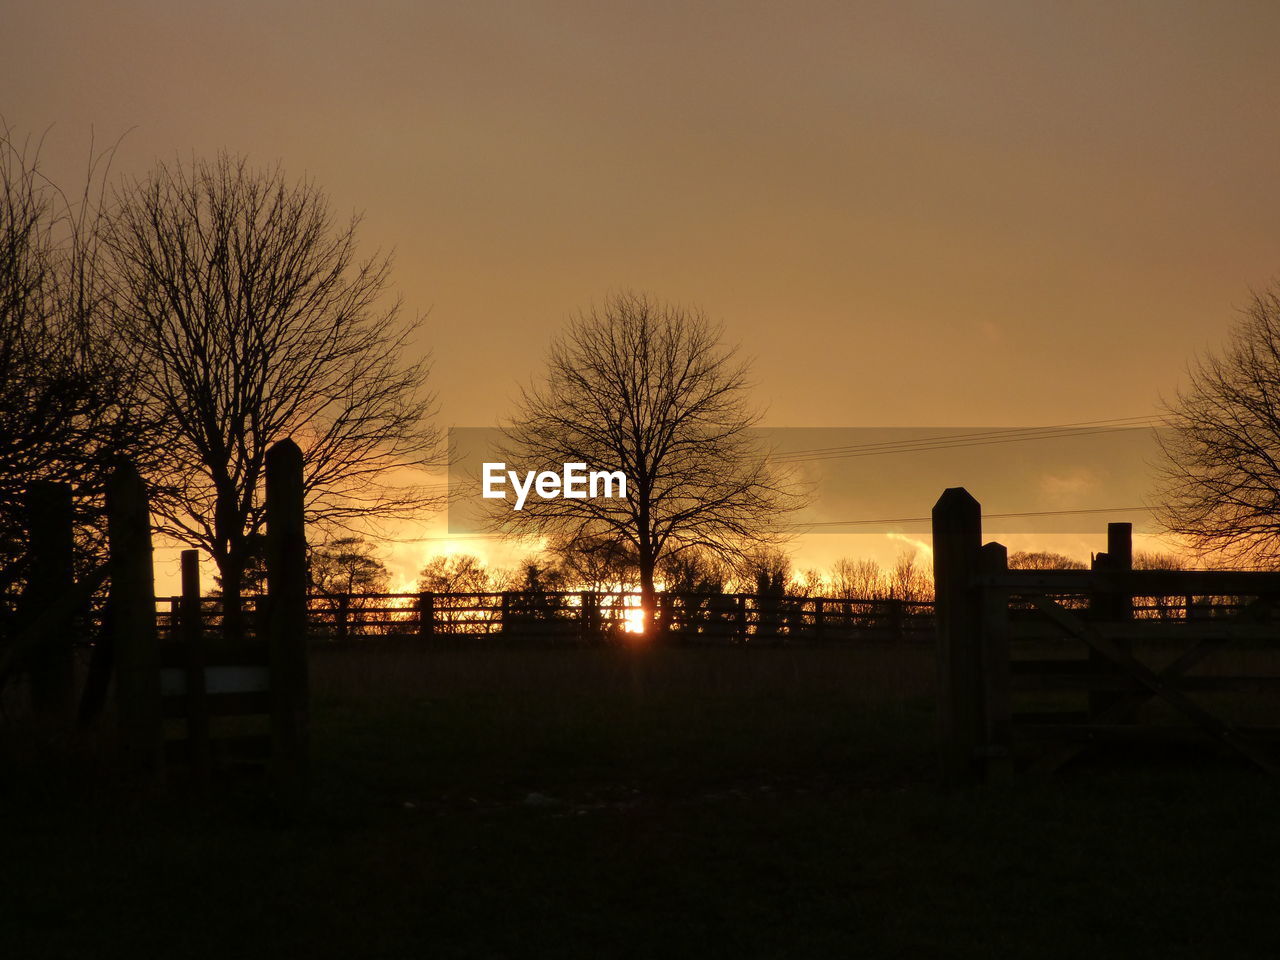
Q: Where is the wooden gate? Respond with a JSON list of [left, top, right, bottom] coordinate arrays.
[[933, 487, 1280, 785]]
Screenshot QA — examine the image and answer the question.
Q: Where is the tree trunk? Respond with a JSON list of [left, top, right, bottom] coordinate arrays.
[[217, 550, 246, 642], [638, 554, 658, 639]]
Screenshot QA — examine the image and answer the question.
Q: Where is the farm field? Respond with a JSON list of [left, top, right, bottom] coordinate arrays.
[[4, 644, 1280, 959]]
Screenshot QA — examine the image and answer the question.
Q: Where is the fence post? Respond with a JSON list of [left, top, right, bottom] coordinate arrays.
[[336, 593, 350, 643], [578, 591, 592, 642], [736, 594, 748, 643], [932, 487, 984, 788], [814, 597, 825, 640], [265, 439, 309, 811], [179, 549, 210, 789], [417, 592, 435, 642], [108, 462, 162, 776], [1089, 522, 1133, 719], [24, 480, 76, 718], [887, 599, 905, 642], [979, 541, 1013, 781]]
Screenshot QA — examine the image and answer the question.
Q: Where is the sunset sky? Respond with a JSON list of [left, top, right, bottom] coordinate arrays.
[[6, 1, 1280, 588]]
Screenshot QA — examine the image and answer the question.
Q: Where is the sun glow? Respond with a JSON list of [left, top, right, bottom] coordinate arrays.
[[622, 602, 645, 634]]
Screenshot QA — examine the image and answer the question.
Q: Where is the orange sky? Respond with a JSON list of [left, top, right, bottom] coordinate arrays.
[[7, 1, 1280, 589]]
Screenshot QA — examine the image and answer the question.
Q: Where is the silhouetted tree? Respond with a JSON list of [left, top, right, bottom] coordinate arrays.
[[0, 127, 143, 649], [829, 557, 888, 600], [1133, 550, 1189, 571], [308, 536, 391, 637], [1008, 551, 1087, 570], [887, 550, 933, 602], [792, 567, 825, 597], [310, 537, 390, 595], [491, 291, 805, 630], [1153, 287, 1280, 567], [417, 554, 494, 593], [660, 547, 729, 595], [740, 547, 791, 596], [547, 531, 637, 592], [103, 154, 439, 634]]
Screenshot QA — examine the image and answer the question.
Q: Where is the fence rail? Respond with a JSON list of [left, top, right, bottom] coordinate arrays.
[[151, 590, 936, 645]]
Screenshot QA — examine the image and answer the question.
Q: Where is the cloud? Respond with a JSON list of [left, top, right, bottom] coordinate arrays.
[[886, 531, 933, 561], [1039, 468, 1099, 505]]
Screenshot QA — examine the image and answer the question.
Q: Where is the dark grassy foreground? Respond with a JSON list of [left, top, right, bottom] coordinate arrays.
[[5, 644, 1280, 959]]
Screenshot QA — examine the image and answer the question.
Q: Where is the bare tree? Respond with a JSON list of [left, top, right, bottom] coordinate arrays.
[[829, 558, 887, 600], [547, 531, 637, 592], [1154, 285, 1280, 567], [659, 547, 729, 595], [0, 128, 141, 618], [1133, 550, 1189, 571], [793, 567, 826, 597], [737, 547, 793, 595], [310, 537, 390, 595], [887, 551, 933, 603], [1008, 551, 1086, 571], [417, 554, 495, 593], [491, 292, 806, 630], [103, 154, 439, 631], [309, 536, 391, 637]]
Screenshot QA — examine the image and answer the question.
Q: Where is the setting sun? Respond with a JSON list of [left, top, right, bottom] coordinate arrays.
[[621, 601, 645, 635]]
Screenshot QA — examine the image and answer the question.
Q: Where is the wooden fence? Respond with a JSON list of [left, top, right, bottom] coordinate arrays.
[[153, 590, 934, 646], [6, 442, 310, 807], [933, 487, 1280, 784]]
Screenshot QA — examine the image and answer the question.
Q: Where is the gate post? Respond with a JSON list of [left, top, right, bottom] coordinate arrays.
[[108, 462, 162, 775], [932, 487, 985, 787], [266, 439, 309, 810]]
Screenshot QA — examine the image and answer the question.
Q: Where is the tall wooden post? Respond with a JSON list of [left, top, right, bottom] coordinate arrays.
[[24, 480, 76, 717], [1090, 522, 1133, 719], [266, 439, 309, 810], [932, 487, 984, 787], [179, 550, 210, 789], [108, 462, 162, 775]]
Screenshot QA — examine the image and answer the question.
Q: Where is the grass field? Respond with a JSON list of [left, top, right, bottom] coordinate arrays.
[[4, 644, 1280, 959]]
